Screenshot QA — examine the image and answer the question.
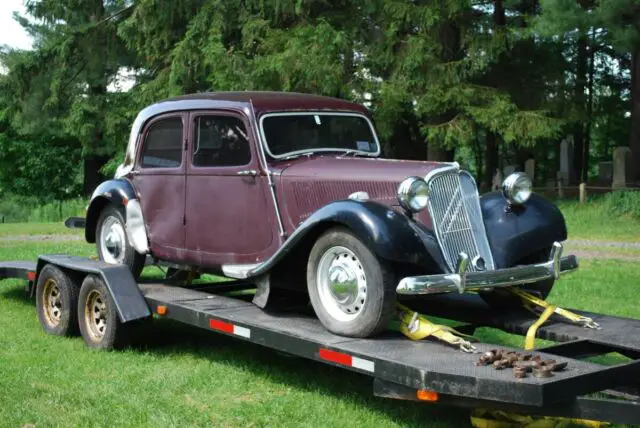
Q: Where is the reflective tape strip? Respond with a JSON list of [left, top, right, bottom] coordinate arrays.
[[318, 348, 375, 373], [209, 319, 251, 339]]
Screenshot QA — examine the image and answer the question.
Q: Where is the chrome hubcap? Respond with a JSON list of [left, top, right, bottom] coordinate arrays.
[[43, 279, 62, 327], [100, 216, 126, 265], [85, 290, 107, 341], [317, 246, 367, 322]]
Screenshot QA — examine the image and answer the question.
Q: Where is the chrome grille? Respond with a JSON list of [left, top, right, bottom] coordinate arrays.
[[427, 168, 495, 272]]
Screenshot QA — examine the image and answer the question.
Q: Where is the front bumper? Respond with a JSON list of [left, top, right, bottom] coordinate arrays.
[[396, 242, 578, 295]]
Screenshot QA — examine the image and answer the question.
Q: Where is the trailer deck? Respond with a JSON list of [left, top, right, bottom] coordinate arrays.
[[1, 255, 640, 424]]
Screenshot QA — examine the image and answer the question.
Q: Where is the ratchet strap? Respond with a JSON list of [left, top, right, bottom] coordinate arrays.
[[396, 303, 477, 353], [508, 289, 601, 350], [470, 409, 606, 428]]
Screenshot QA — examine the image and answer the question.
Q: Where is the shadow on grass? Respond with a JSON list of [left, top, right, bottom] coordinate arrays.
[[1, 283, 469, 427]]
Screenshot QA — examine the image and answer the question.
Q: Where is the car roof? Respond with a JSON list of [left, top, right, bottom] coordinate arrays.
[[163, 91, 369, 116]]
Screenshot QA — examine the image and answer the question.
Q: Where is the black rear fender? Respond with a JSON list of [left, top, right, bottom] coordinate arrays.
[[85, 179, 137, 243]]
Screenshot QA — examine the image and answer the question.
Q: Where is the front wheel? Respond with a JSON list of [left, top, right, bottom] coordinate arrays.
[[96, 204, 145, 279], [307, 227, 396, 338]]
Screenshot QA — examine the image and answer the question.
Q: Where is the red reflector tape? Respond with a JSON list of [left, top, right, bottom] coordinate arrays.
[[319, 348, 375, 373], [208, 319, 251, 338], [27, 271, 36, 281]]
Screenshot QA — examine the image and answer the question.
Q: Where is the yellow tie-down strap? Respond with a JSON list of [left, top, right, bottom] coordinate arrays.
[[470, 409, 607, 428], [396, 303, 477, 353], [508, 289, 601, 350]]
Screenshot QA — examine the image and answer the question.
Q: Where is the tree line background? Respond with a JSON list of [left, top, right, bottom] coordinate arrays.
[[0, 0, 638, 203]]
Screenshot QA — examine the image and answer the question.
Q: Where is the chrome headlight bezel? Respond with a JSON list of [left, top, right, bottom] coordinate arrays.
[[502, 172, 532, 205], [397, 176, 429, 213]]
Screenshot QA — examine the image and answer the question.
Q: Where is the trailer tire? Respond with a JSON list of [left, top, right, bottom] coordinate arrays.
[[78, 274, 129, 350], [96, 204, 145, 280], [307, 227, 396, 338], [36, 264, 79, 336]]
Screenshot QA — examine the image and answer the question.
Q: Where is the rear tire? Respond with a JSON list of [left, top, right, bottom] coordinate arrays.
[[96, 204, 145, 280], [480, 247, 554, 309], [36, 264, 79, 336], [78, 275, 129, 350], [307, 227, 396, 338]]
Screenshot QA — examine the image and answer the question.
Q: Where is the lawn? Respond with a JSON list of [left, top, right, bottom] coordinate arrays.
[[0, 231, 639, 427]]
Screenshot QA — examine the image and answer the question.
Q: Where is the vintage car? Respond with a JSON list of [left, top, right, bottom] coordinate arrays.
[[85, 92, 577, 338]]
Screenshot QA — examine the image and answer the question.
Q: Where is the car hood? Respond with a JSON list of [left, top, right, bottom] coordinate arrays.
[[274, 156, 443, 233]]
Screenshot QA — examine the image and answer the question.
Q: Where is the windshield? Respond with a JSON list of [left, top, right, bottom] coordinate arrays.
[[260, 113, 380, 158]]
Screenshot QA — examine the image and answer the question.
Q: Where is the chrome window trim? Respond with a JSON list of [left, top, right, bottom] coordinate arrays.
[[249, 101, 287, 238], [258, 111, 382, 159], [424, 164, 495, 273]]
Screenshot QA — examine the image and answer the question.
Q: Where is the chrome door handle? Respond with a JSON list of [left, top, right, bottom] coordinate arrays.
[[237, 170, 258, 176]]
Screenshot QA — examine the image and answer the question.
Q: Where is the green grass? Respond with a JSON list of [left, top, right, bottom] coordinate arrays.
[[1, 233, 639, 426], [0, 222, 83, 237], [559, 200, 640, 242]]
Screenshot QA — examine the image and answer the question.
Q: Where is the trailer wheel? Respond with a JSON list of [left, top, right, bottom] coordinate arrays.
[[96, 204, 145, 280], [78, 275, 128, 350], [307, 227, 396, 338], [36, 264, 79, 336]]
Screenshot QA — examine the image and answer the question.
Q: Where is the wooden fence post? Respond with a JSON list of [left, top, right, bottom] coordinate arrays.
[[579, 183, 587, 204], [557, 179, 564, 199]]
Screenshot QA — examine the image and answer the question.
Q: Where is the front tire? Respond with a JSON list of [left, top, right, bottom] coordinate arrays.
[[307, 227, 396, 338], [78, 275, 129, 350], [96, 204, 145, 279]]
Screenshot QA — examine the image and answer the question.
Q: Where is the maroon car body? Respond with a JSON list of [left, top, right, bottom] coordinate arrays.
[[85, 91, 577, 338]]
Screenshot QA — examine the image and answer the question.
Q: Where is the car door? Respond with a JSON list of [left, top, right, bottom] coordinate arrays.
[[184, 110, 278, 267], [130, 113, 187, 262]]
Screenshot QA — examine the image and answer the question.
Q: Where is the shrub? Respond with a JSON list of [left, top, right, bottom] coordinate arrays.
[[601, 191, 640, 219]]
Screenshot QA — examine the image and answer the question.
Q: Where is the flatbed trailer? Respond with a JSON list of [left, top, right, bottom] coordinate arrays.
[[2, 255, 640, 425]]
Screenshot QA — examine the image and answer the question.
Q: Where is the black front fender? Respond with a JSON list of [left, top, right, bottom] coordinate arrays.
[[481, 192, 567, 269], [249, 200, 447, 277], [85, 179, 137, 243]]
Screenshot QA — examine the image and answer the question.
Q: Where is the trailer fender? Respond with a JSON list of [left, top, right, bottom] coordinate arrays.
[[36, 255, 151, 323], [85, 179, 149, 254], [481, 192, 567, 269]]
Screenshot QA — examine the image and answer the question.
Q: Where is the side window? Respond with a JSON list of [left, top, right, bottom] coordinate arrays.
[[141, 117, 183, 168], [193, 116, 251, 167]]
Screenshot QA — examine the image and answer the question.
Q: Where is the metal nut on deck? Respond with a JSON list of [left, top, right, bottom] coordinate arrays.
[[532, 366, 554, 378]]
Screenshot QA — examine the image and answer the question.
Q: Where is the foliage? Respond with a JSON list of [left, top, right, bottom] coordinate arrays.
[[0, 196, 85, 223], [0, 0, 638, 197]]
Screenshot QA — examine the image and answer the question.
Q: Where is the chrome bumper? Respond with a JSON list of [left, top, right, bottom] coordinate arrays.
[[396, 242, 578, 295]]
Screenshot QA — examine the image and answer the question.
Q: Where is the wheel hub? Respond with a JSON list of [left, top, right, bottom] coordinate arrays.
[[42, 279, 62, 327], [317, 246, 367, 322], [85, 290, 107, 341], [100, 216, 126, 264]]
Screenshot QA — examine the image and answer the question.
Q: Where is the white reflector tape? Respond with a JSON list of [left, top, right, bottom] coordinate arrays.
[[351, 356, 375, 373], [233, 325, 251, 339]]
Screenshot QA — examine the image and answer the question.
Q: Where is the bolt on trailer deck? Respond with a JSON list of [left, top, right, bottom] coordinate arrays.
[[1, 254, 640, 425]]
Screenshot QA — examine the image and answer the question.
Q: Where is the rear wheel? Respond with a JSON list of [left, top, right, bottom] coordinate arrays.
[[36, 264, 79, 336], [480, 247, 554, 308], [307, 227, 396, 338], [96, 204, 145, 279], [78, 275, 130, 350]]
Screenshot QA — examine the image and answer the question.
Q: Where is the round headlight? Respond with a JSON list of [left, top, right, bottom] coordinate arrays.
[[502, 172, 532, 205], [397, 177, 429, 213]]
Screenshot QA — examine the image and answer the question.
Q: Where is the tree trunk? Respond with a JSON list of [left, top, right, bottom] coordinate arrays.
[[582, 30, 595, 183], [427, 144, 455, 162], [483, 131, 498, 189], [572, 33, 588, 184], [630, 50, 640, 183]]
